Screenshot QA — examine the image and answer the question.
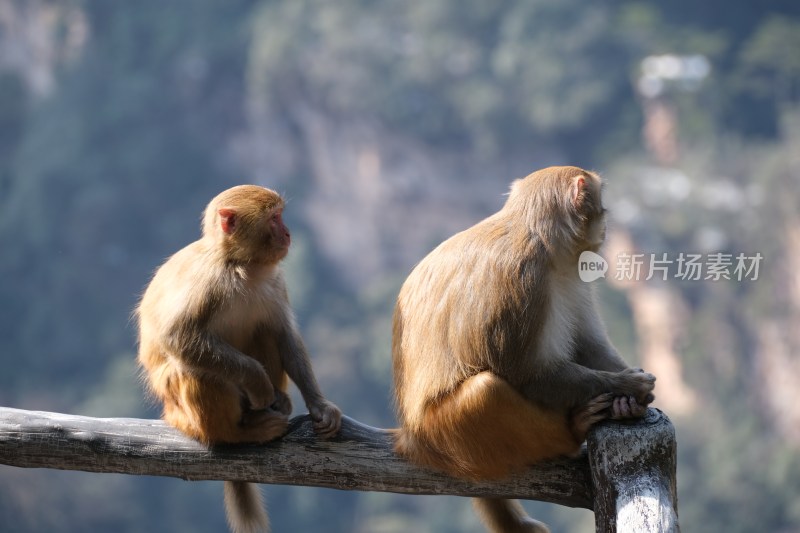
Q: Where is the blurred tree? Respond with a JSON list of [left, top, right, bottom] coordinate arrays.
[[0, 0, 253, 399], [739, 15, 800, 104], [248, 0, 638, 161]]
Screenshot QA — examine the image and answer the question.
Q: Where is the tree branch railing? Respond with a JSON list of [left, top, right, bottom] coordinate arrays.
[[0, 406, 678, 532]]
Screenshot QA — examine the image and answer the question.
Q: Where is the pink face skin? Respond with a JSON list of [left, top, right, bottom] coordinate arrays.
[[216, 206, 291, 264], [270, 209, 291, 250]]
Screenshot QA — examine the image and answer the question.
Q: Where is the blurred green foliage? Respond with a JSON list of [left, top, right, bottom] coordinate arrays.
[[1, 0, 799, 532]]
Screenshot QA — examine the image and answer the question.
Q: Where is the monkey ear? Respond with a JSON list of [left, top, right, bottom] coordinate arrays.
[[571, 176, 586, 207], [218, 208, 237, 234]]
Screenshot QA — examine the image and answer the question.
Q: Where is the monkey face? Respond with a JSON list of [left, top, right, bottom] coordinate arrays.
[[575, 171, 608, 251], [267, 209, 291, 251], [251, 207, 291, 264], [584, 209, 607, 251]]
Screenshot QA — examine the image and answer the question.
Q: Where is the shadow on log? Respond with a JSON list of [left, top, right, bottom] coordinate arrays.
[[0, 406, 678, 532]]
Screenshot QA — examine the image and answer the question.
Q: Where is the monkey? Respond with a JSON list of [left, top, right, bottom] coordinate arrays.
[[136, 185, 342, 533], [391, 166, 656, 533]]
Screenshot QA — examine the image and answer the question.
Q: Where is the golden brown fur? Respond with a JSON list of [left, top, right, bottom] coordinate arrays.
[[392, 166, 655, 532], [137, 185, 341, 533]]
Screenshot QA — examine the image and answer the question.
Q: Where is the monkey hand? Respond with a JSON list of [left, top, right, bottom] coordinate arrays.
[[308, 399, 342, 439], [613, 367, 656, 406], [242, 364, 276, 411], [271, 389, 293, 416]]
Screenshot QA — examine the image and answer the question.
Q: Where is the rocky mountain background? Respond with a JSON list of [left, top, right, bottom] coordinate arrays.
[[1, 1, 799, 531]]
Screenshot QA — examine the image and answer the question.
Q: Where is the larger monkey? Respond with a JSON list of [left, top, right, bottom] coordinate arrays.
[[392, 166, 655, 532], [137, 185, 341, 533]]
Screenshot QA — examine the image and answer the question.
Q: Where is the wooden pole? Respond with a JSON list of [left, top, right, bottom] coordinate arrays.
[[587, 409, 679, 532]]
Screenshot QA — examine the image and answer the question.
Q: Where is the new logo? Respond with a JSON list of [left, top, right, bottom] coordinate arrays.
[[578, 251, 608, 282]]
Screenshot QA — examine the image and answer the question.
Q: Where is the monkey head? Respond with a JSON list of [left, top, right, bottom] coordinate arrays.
[[202, 185, 291, 265], [507, 166, 608, 256]]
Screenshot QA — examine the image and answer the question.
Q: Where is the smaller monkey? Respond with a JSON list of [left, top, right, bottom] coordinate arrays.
[[137, 185, 341, 533], [392, 166, 655, 533]]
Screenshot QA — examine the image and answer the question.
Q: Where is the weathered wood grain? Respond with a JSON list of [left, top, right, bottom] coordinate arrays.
[[588, 409, 679, 533], [0, 407, 592, 508], [0, 406, 679, 532]]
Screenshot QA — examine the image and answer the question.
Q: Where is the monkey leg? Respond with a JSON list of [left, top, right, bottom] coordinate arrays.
[[396, 372, 573, 533], [397, 371, 580, 481], [162, 372, 287, 444]]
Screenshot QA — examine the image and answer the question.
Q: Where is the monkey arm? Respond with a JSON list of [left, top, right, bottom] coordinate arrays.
[[572, 333, 629, 372], [569, 299, 631, 372], [516, 361, 619, 411], [276, 325, 342, 438], [276, 326, 324, 405], [164, 322, 275, 409], [516, 360, 654, 412]]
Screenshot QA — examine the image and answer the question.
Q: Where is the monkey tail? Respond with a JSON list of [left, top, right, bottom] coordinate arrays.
[[472, 498, 551, 533], [224, 481, 269, 533]]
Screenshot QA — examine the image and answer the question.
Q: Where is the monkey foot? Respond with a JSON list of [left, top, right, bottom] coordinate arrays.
[[610, 395, 648, 419], [571, 393, 615, 437]]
